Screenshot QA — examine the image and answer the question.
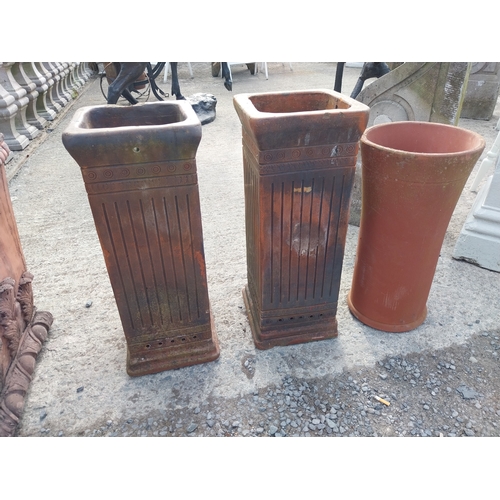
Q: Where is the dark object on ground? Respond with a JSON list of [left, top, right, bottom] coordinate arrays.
[[187, 93, 217, 125]]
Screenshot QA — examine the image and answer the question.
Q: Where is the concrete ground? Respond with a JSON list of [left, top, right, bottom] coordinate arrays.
[[5, 62, 499, 438]]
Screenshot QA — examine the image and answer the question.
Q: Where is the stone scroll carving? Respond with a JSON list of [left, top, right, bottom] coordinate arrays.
[[349, 62, 471, 226], [0, 277, 53, 437], [0, 133, 53, 436], [356, 62, 470, 127]]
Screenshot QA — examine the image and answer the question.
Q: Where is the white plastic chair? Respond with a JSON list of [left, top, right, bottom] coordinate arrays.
[[163, 63, 193, 84], [226, 62, 257, 80], [228, 62, 293, 81]]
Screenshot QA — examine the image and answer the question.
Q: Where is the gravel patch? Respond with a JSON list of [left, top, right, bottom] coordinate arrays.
[[22, 330, 499, 437]]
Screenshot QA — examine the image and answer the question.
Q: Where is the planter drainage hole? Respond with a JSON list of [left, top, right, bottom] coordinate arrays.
[[274, 313, 325, 324], [147, 334, 201, 348]]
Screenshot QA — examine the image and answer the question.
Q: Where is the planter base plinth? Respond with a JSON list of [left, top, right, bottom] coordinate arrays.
[[243, 286, 338, 350], [347, 291, 427, 333], [126, 312, 219, 376]]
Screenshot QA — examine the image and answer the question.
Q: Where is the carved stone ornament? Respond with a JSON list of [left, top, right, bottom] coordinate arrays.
[[0, 132, 53, 436], [355, 62, 471, 127], [349, 62, 472, 226], [0, 277, 53, 437]]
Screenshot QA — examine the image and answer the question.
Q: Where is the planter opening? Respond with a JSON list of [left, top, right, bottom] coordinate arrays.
[[249, 91, 350, 114], [364, 122, 485, 155], [79, 103, 188, 129]]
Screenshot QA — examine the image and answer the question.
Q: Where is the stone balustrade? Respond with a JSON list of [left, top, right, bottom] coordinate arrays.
[[0, 62, 93, 154]]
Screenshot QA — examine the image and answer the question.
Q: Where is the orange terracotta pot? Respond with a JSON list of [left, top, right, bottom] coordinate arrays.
[[347, 121, 485, 332]]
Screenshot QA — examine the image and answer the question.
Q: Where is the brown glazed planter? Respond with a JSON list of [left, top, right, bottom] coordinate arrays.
[[234, 90, 369, 349], [347, 121, 485, 332], [62, 102, 219, 376]]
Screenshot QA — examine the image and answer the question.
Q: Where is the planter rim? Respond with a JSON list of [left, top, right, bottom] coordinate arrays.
[[64, 101, 201, 138], [233, 89, 370, 152], [361, 121, 485, 158], [233, 88, 370, 118]]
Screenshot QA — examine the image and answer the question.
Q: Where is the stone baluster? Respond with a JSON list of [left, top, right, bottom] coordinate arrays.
[[1, 80, 29, 152], [23, 62, 56, 122], [42, 62, 68, 108], [0, 63, 35, 151], [68, 62, 84, 93], [0, 63, 40, 141], [82, 62, 96, 79], [61, 62, 75, 101], [34, 62, 61, 114], [75, 62, 88, 83], [10, 63, 47, 130], [52, 62, 72, 104], [58, 62, 74, 101]]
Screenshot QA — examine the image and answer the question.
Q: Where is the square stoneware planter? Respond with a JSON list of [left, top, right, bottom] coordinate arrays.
[[234, 90, 369, 349], [62, 102, 219, 376]]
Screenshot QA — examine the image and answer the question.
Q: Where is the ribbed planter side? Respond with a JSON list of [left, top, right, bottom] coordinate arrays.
[[234, 90, 369, 349], [348, 121, 485, 332], [62, 102, 219, 375]]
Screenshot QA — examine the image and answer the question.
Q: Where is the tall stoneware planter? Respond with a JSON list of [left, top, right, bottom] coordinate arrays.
[[347, 121, 485, 332], [0, 133, 53, 436], [234, 90, 369, 349], [62, 102, 219, 376]]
